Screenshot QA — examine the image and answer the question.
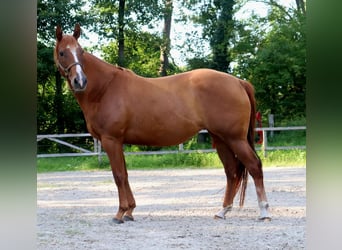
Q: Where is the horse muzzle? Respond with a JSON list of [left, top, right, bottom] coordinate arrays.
[[71, 74, 87, 92]]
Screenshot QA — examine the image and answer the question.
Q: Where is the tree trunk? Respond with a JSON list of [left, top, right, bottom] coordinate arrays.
[[159, 0, 173, 76], [118, 0, 125, 67], [210, 0, 235, 72], [54, 70, 64, 151], [295, 0, 306, 14]]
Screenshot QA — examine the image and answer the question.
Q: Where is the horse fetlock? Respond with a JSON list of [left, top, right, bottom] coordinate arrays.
[[214, 204, 233, 219], [258, 201, 271, 220], [258, 201, 269, 209]]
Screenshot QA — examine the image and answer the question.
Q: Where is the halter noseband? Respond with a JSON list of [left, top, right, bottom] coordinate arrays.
[[58, 61, 84, 77]]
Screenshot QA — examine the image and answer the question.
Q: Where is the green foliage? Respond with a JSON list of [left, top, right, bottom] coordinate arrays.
[[253, 13, 306, 119], [231, 5, 306, 122], [125, 153, 222, 169], [258, 149, 306, 167], [267, 130, 306, 147], [185, 0, 236, 72], [101, 31, 162, 77], [37, 0, 89, 44], [186, 57, 212, 70], [37, 156, 101, 172], [90, 0, 162, 38]]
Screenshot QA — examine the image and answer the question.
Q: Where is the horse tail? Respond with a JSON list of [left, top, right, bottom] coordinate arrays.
[[236, 79, 260, 208], [240, 80, 257, 152]]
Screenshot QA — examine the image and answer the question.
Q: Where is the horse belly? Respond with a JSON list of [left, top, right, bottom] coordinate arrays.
[[124, 118, 201, 146]]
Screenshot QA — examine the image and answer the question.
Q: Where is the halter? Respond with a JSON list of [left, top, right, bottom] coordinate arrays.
[[58, 61, 84, 77]]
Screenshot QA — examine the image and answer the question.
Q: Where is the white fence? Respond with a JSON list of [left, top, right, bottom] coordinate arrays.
[[37, 126, 306, 159]]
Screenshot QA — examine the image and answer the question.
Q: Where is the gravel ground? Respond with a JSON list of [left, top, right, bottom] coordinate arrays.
[[37, 167, 306, 249]]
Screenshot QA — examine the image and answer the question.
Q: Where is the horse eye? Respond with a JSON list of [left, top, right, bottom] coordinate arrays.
[[59, 51, 64, 56]]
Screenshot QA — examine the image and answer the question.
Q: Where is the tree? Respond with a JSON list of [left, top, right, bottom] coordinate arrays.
[[118, 0, 126, 66], [210, 0, 235, 72], [231, 1, 306, 121], [37, 0, 90, 134], [182, 0, 236, 72], [37, 0, 88, 44], [159, 0, 173, 76], [90, 0, 162, 67], [295, 0, 306, 14], [101, 31, 163, 77]]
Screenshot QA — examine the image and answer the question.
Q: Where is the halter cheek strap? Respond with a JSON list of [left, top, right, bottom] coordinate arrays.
[[58, 62, 84, 77]]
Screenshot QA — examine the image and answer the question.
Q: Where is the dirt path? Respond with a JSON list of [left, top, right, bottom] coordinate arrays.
[[37, 167, 306, 249]]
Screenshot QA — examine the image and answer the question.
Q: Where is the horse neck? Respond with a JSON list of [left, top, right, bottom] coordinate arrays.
[[75, 52, 116, 104]]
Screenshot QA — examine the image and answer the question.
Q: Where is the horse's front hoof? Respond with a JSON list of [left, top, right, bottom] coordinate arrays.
[[258, 216, 272, 222], [111, 218, 124, 224], [123, 215, 134, 222]]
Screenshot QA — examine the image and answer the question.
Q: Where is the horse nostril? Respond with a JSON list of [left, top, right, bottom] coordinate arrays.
[[74, 78, 80, 88]]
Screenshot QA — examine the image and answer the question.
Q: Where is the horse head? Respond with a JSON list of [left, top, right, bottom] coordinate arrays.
[[54, 23, 87, 92]]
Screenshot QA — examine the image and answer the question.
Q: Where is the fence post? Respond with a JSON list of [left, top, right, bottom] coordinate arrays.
[[98, 140, 102, 164], [262, 129, 267, 157], [268, 114, 274, 138], [94, 138, 102, 165]]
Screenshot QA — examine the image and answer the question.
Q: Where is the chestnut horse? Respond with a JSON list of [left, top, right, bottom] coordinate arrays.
[[54, 24, 270, 224]]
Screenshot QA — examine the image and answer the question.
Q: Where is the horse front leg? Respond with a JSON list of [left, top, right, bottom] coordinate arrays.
[[101, 137, 136, 224]]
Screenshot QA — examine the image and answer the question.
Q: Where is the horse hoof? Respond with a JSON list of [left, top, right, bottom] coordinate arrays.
[[111, 218, 124, 224], [258, 216, 272, 222], [123, 215, 134, 222], [214, 215, 225, 220]]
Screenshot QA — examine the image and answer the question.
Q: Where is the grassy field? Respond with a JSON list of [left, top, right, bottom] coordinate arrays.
[[37, 149, 306, 173]]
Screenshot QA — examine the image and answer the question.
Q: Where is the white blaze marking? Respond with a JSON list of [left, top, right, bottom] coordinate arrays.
[[70, 46, 84, 87]]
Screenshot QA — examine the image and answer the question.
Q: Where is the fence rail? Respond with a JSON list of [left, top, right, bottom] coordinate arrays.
[[37, 126, 306, 159]]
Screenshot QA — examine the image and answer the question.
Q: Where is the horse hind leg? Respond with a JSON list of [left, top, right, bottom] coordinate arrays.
[[230, 139, 271, 220], [212, 136, 247, 219]]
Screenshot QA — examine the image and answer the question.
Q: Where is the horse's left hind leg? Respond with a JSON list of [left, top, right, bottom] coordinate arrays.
[[212, 136, 241, 219], [230, 140, 271, 220]]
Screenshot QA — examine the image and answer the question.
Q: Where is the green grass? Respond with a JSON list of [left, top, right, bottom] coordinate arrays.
[[37, 149, 306, 173], [266, 129, 306, 147]]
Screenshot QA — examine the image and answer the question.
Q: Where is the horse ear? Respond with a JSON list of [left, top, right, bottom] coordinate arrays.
[[56, 25, 63, 41], [73, 23, 81, 40]]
